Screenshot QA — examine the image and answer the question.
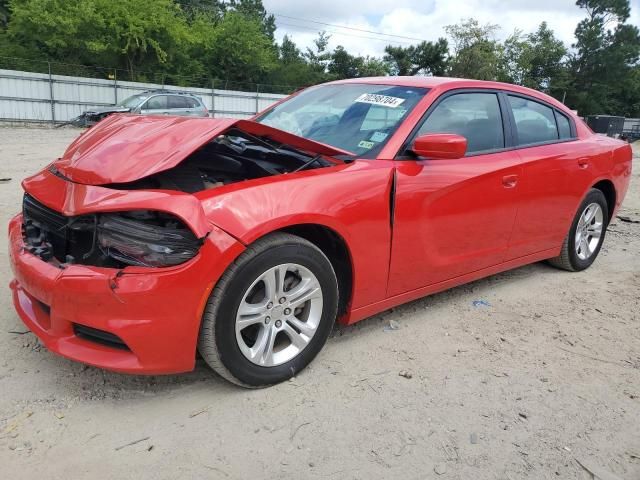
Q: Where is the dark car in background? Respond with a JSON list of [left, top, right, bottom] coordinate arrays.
[[69, 90, 209, 126]]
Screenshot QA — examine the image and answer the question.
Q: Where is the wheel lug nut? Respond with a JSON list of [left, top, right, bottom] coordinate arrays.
[[275, 320, 282, 328], [267, 302, 273, 309], [284, 308, 291, 315], [265, 316, 271, 324], [279, 297, 286, 304]]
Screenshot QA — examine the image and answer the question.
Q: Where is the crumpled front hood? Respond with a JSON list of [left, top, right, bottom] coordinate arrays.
[[53, 114, 349, 185]]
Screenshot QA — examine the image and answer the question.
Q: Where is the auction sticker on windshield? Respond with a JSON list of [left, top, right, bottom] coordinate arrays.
[[355, 93, 405, 108]]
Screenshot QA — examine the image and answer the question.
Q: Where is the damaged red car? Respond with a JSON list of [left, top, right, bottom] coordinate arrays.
[[8, 77, 632, 387]]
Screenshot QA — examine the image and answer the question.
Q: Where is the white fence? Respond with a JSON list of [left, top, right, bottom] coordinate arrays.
[[0, 68, 287, 124]]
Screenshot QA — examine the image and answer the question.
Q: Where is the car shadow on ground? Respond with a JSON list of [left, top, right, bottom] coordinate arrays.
[[331, 260, 555, 339]]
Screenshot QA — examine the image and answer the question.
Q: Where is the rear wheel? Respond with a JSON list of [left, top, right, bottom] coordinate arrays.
[[548, 188, 608, 272], [198, 233, 338, 387]]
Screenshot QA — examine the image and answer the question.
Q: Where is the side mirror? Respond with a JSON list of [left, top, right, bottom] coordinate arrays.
[[410, 133, 467, 159]]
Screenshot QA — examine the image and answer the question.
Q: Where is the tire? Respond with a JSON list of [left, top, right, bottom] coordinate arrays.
[[198, 232, 338, 388], [548, 188, 609, 272]]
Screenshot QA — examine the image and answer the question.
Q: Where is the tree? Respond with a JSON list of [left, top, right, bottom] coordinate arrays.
[[567, 0, 640, 115], [4, 0, 192, 79], [0, 0, 9, 29], [445, 19, 502, 80], [304, 31, 332, 74], [176, 0, 225, 21], [359, 57, 390, 77], [328, 46, 361, 79], [327, 46, 390, 79], [200, 10, 276, 84], [227, 0, 275, 39], [267, 34, 327, 89], [383, 39, 448, 76], [279, 35, 302, 64], [500, 22, 567, 93]]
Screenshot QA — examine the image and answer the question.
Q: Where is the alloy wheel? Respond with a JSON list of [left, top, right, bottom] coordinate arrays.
[[574, 202, 604, 260], [235, 263, 323, 367]]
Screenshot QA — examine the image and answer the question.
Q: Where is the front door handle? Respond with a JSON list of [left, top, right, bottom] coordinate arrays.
[[502, 174, 519, 188]]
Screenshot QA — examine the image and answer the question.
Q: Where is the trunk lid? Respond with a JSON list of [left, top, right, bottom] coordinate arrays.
[[54, 114, 349, 185]]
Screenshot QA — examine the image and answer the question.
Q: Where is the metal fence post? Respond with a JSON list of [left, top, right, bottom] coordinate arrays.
[[255, 84, 260, 114], [47, 62, 55, 125], [211, 79, 215, 118], [113, 69, 118, 105]]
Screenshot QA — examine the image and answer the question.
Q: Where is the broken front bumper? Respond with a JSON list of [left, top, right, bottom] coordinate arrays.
[[8, 214, 244, 374]]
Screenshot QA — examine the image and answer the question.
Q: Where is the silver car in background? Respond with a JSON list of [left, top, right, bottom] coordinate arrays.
[[69, 89, 210, 126]]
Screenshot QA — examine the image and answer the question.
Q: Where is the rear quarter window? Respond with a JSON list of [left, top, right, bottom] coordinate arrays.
[[556, 112, 573, 139], [168, 96, 191, 109]]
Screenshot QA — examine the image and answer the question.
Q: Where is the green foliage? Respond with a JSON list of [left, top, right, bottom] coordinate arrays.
[[200, 10, 276, 84], [4, 0, 192, 79], [0, 0, 638, 115], [446, 18, 503, 80], [328, 46, 390, 79], [500, 23, 567, 93], [0, 0, 9, 29], [384, 39, 448, 76], [566, 0, 640, 115]]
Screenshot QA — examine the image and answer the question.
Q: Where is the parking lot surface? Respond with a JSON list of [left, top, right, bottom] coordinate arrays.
[[1, 127, 639, 479]]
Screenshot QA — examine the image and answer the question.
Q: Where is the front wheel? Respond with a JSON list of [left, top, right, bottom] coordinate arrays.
[[198, 233, 338, 387], [548, 188, 609, 272]]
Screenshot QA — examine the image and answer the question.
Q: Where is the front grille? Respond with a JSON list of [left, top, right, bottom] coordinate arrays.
[[22, 194, 96, 264], [23, 194, 69, 261], [73, 324, 130, 350]]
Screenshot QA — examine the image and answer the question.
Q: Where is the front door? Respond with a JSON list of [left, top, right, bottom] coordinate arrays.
[[388, 91, 522, 296]]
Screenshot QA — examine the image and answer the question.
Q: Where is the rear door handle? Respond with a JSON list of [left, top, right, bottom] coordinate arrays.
[[502, 174, 519, 188], [578, 158, 589, 169]]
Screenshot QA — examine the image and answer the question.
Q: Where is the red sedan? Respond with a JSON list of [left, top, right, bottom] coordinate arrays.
[[8, 77, 632, 387]]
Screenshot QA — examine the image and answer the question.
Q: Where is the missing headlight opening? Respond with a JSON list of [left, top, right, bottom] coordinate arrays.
[[106, 129, 333, 193], [22, 195, 201, 268]]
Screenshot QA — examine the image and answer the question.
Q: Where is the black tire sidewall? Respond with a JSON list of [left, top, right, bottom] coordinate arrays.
[[212, 242, 338, 386], [567, 189, 609, 271]]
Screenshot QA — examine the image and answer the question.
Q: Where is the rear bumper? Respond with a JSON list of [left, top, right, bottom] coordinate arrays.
[[8, 214, 244, 374]]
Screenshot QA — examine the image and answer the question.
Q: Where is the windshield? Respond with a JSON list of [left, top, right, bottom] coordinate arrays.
[[256, 84, 428, 156], [117, 94, 148, 109]]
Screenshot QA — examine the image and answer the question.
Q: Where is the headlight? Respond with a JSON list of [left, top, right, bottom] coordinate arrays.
[[98, 213, 201, 267]]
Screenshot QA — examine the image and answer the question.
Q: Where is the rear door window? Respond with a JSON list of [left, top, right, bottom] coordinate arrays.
[[508, 95, 559, 145], [416, 92, 505, 154]]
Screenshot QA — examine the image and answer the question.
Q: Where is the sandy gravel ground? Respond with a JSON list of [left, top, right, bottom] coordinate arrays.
[[0, 127, 638, 480]]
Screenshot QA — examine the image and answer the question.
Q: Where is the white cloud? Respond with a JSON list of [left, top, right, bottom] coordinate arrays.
[[263, 0, 638, 57]]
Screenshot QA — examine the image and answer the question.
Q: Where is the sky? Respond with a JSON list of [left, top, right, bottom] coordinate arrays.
[[263, 0, 640, 57]]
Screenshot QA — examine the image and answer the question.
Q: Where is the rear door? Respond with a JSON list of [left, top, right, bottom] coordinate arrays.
[[504, 94, 593, 259], [388, 90, 523, 296]]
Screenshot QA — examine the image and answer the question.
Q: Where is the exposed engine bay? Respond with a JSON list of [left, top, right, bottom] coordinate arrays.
[[107, 128, 334, 193]]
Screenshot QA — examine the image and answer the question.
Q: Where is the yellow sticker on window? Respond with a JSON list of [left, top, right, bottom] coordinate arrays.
[[358, 140, 375, 149]]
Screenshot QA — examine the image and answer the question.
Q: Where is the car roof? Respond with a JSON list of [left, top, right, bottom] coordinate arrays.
[[328, 76, 470, 88], [325, 76, 571, 115], [139, 89, 199, 97]]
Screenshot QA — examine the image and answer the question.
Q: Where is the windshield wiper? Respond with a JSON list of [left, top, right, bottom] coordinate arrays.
[[290, 155, 322, 173]]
